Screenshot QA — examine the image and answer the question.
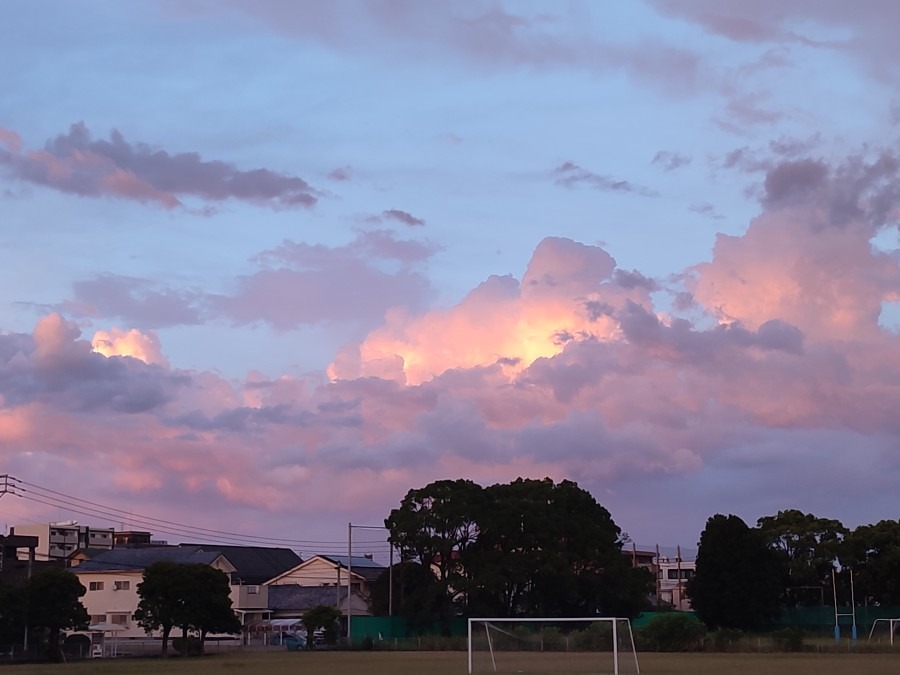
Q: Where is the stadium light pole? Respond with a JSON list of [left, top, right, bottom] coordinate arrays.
[[347, 522, 392, 646]]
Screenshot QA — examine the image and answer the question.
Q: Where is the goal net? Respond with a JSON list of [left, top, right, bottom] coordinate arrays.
[[467, 617, 639, 675]]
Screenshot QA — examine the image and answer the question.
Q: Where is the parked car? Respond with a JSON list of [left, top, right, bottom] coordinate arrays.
[[284, 632, 307, 651]]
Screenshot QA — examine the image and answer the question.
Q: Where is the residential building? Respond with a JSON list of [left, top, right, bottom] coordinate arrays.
[[11, 522, 114, 562], [113, 531, 154, 547], [265, 554, 385, 600], [0, 533, 39, 585], [657, 556, 696, 610], [75, 544, 301, 638]]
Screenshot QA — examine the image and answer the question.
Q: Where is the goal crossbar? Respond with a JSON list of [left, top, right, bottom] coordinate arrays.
[[467, 617, 639, 675], [868, 618, 900, 645]]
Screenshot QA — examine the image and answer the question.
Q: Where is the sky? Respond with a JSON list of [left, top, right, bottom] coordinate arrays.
[[2, 0, 900, 560]]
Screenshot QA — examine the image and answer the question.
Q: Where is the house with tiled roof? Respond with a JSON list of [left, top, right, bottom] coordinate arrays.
[[266, 554, 385, 596], [75, 544, 301, 639]]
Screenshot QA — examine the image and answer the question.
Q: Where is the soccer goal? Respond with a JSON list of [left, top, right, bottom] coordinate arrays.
[[868, 618, 900, 645], [467, 617, 639, 675]]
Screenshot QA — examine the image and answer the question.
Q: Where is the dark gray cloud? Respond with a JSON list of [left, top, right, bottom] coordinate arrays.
[[554, 161, 658, 197], [62, 276, 205, 328], [0, 122, 318, 210], [380, 209, 426, 227], [652, 151, 691, 171], [0, 326, 184, 414]]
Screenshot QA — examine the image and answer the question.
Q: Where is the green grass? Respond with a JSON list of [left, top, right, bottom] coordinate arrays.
[[11, 650, 900, 674]]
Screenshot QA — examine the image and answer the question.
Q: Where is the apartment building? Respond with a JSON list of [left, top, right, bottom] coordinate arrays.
[[11, 521, 114, 562]]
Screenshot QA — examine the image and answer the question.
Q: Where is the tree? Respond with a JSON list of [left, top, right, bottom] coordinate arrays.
[[302, 604, 342, 647], [757, 509, 847, 606], [182, 565, 241, 653], [370, 562, 444, 633], [686, 514, 782, 630], [385, 479, 484, 632], [23, 567, 89, 662], [0, 581, 25, 646], [466, 478, 650, 618], [844, 520, 900, 606], [134, 561, 189, 656], [135, 562, 239, 656]]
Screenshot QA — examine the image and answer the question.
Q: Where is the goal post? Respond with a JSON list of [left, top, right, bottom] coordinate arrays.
[[868, 618, 900, 645], [467, 617, 639, 675]]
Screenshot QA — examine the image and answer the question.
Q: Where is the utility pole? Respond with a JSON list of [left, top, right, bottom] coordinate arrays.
[[347, 522, 393, 646], [347, 523, 352, 645]]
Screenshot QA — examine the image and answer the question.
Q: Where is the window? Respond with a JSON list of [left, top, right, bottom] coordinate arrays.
[[89, 581, 104, 591], [110, 614, 129, 626], [90, 614, 106, 625], [246, 585, 259, 595], [666, 569, 694, 580], [113, 580, 130, 591]]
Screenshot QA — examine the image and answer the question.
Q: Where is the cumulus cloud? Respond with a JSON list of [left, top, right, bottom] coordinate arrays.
[[329, 236, 653, 384], [0, 314, 182, 414], [216, 230, 438, 330], [0, 123, 318, 210], [91, 327, 169, 366], [5, 149, 900, 542]]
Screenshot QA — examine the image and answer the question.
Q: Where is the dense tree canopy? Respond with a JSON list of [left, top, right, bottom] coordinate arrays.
[[466, 478, 650, 618], [370, 562, 444, 633], [385, 477, 652, 628], [385, 479, 484, 632], [845, 520, 900, 606], [135, 562, 239, 656], [687, 514, 782, 630], [23, 568, 89, 662], [757, 509, 847, 606]]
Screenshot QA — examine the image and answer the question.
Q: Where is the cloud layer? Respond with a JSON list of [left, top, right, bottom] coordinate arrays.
[[3, 148, 899, 541]]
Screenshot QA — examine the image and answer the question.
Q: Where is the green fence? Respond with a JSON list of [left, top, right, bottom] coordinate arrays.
[[352, 607, 900, 644], [349, 616, 468, 646]]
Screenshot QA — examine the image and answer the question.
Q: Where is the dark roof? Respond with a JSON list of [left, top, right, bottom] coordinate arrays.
[[268, 585, 360, 613], [178, 544, 302, 585], [74, 546, 219, 573], [318, 555, 385, 583]]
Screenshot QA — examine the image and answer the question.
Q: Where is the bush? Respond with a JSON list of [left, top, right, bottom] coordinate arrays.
[[573, 622, 614, 651], [772, 626, 806, 652], [172, 636, 202, 655], [707, 628, 744, 652], [62, 633, 91, 657], [539, 626, 564, 651], [638, 613, 706, 652]]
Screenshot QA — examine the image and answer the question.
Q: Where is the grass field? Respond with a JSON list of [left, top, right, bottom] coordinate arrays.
[[8, 650, 900, 675]]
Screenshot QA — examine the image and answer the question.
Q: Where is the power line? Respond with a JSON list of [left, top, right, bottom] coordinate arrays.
[[3, 476, 390, 556]]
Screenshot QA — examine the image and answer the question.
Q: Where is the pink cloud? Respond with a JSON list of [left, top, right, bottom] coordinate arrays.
[[0, 122, 318, 210], [329, 237, 652, 384], [91, 327, 169, 367], [5, 151, 900, 542], [219, 231, 437, 330]]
